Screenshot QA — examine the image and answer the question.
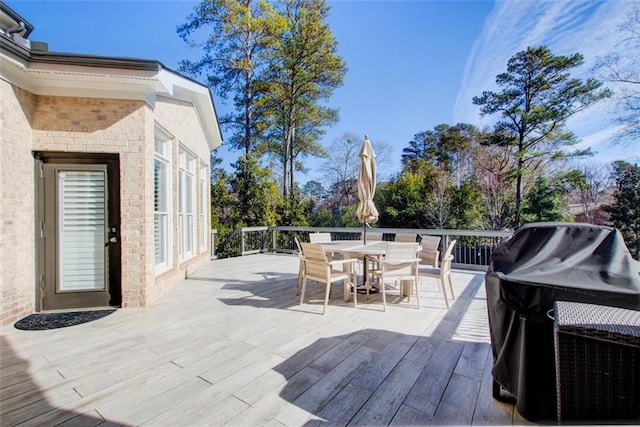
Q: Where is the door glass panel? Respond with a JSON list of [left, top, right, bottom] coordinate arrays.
[[58, 170, 106, 291]]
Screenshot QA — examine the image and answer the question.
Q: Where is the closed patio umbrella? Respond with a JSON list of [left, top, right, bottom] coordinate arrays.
[[357, 135, 378, 244]]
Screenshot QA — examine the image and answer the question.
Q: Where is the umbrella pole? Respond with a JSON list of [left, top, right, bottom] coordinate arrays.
[[363, 222, 367, 245]]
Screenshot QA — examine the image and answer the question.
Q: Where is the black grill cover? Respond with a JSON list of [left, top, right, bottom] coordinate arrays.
[[485, 222, 640, 421]]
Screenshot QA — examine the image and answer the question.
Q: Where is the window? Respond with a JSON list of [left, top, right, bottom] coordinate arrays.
[[59, 169, 107, 291], [179, 146, 196, 260], [200, 163, 208, 252], [154, 128, 172, 272]]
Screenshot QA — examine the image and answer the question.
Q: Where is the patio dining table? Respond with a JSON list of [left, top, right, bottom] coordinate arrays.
[[320, 240, 419, 301]]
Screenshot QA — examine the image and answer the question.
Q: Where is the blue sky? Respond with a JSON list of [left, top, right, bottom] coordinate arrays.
[[9, 0, 637, 184]]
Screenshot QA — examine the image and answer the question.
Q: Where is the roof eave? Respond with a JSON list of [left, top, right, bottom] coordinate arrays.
[[0, 38, 223, 151]]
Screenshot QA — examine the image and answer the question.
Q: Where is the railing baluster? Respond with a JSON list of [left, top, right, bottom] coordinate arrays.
[[212, 225, 512, 269]]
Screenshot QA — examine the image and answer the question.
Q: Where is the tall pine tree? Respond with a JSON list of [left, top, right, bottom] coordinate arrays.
[[473, 46, 611, 227]]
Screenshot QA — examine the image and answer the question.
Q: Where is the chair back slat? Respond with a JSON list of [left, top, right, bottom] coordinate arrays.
[[300, 242, 329, 280], [309, 233, 332, 244], [384, 243, 419, 275], [394, 233, 417, 243], [366, 232, 384, 241], [419, 235, 441, 267], [386, 242, 419, 260]]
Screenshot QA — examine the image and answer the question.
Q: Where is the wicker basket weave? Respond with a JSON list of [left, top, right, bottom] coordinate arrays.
[[554, 301, 640, 422]]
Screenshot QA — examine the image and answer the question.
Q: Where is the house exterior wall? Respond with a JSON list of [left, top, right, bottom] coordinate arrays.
[[31, 95, 153, 311], [0, 84, 212, 327], [0, 80, 37, 327], [150, 96, 211, 303]]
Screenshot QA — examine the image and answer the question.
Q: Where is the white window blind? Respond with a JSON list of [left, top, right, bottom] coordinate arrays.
[[58, 170, 106, 291], [154, 158, 169, 266], [154, 129, 172, 272]]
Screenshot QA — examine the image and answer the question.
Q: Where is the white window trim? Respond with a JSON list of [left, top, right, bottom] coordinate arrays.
[[200, 162, 208, 253], [154, 126, 173, 275], [178, 145, 196, 261]]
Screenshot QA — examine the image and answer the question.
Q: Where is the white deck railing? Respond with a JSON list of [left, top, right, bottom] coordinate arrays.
[[212, 226, 513, 271]]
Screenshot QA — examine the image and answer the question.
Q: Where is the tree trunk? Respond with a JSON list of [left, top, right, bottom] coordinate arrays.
[[244, 73, 252, 154], [282, 126, 289, 198], [289, 125, 296, 198], [514, 157, 524, 227]]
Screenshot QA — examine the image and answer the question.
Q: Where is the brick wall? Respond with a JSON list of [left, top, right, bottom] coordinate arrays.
[[0, 81, 37, 328], [31, 95, 152, 310], [149, 96, 212, 301], [0, 87, 213, 326]]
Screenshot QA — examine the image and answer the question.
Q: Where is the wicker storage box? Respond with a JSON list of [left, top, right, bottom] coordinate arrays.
[[554, 301, 640, 422]]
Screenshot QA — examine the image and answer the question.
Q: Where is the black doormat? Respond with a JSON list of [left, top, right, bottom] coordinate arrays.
[[14, 309, 116, 330]]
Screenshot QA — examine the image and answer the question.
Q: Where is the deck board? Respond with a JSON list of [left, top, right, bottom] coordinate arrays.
[[0, 253, 520, 426]]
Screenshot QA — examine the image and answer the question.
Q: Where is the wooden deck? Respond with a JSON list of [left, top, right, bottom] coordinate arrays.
[[1, 253, 529, 426]]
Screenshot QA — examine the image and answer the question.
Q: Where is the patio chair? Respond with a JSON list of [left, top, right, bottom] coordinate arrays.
[[365, 231, 384, 242], [419, 235, 441, 268], [364, 231, 384, 275], [418, 239, 456, 309], [294, 237, 305, 295], [394, 232, 417, 243], [370, 242, 421, 311], [299, 242, 358, 315], [309, 232, 332, 244]]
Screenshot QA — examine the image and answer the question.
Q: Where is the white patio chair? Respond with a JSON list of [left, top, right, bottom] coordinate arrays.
[[418, 239, 456, 309], [294, 236, 304, 295], [394, 232, 417, 243], [419, 235, 441, 268], [365, 231, 384, 242], [299, 242, 358, 315], [370, 242, 421, 311], [364, 231, 384, 277], [309, 232, 332, 244]]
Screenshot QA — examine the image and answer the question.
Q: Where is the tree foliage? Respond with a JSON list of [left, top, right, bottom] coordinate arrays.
[[472, 134, 517, 229], [376, 174, 428, 228], [521, 175, 571, 223], [260, 0, 346, 198], [595, 2, 640, 144], [473, 46, 612, 227], [604, 161, 640, 259], [178, 0, 287, 154], [572, 163, 612, 224], [402, 123, 477, 181], [210, 153, 234, 233], [450, 178, 485, 230], [229, 153, 280, 226]]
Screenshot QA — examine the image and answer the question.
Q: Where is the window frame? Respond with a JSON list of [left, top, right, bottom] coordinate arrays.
[[178, 146, 196, 261], [154, 126, 173, 274], [200, 162, 208, 253]]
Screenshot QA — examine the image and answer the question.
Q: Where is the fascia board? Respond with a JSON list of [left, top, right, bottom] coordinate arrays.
[[1, 52, 163, 100], [157, 68, 223, 151]]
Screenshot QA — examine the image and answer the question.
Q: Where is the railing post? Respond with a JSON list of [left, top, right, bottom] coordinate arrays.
[[240, 228, 245, 256], [271, 228, 277, 253], [210, 229, 217, 260]]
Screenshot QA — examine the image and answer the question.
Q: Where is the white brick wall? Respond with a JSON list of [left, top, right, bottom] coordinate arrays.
[[0, 81, 37, 327], [0, 86, 212, 326]]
